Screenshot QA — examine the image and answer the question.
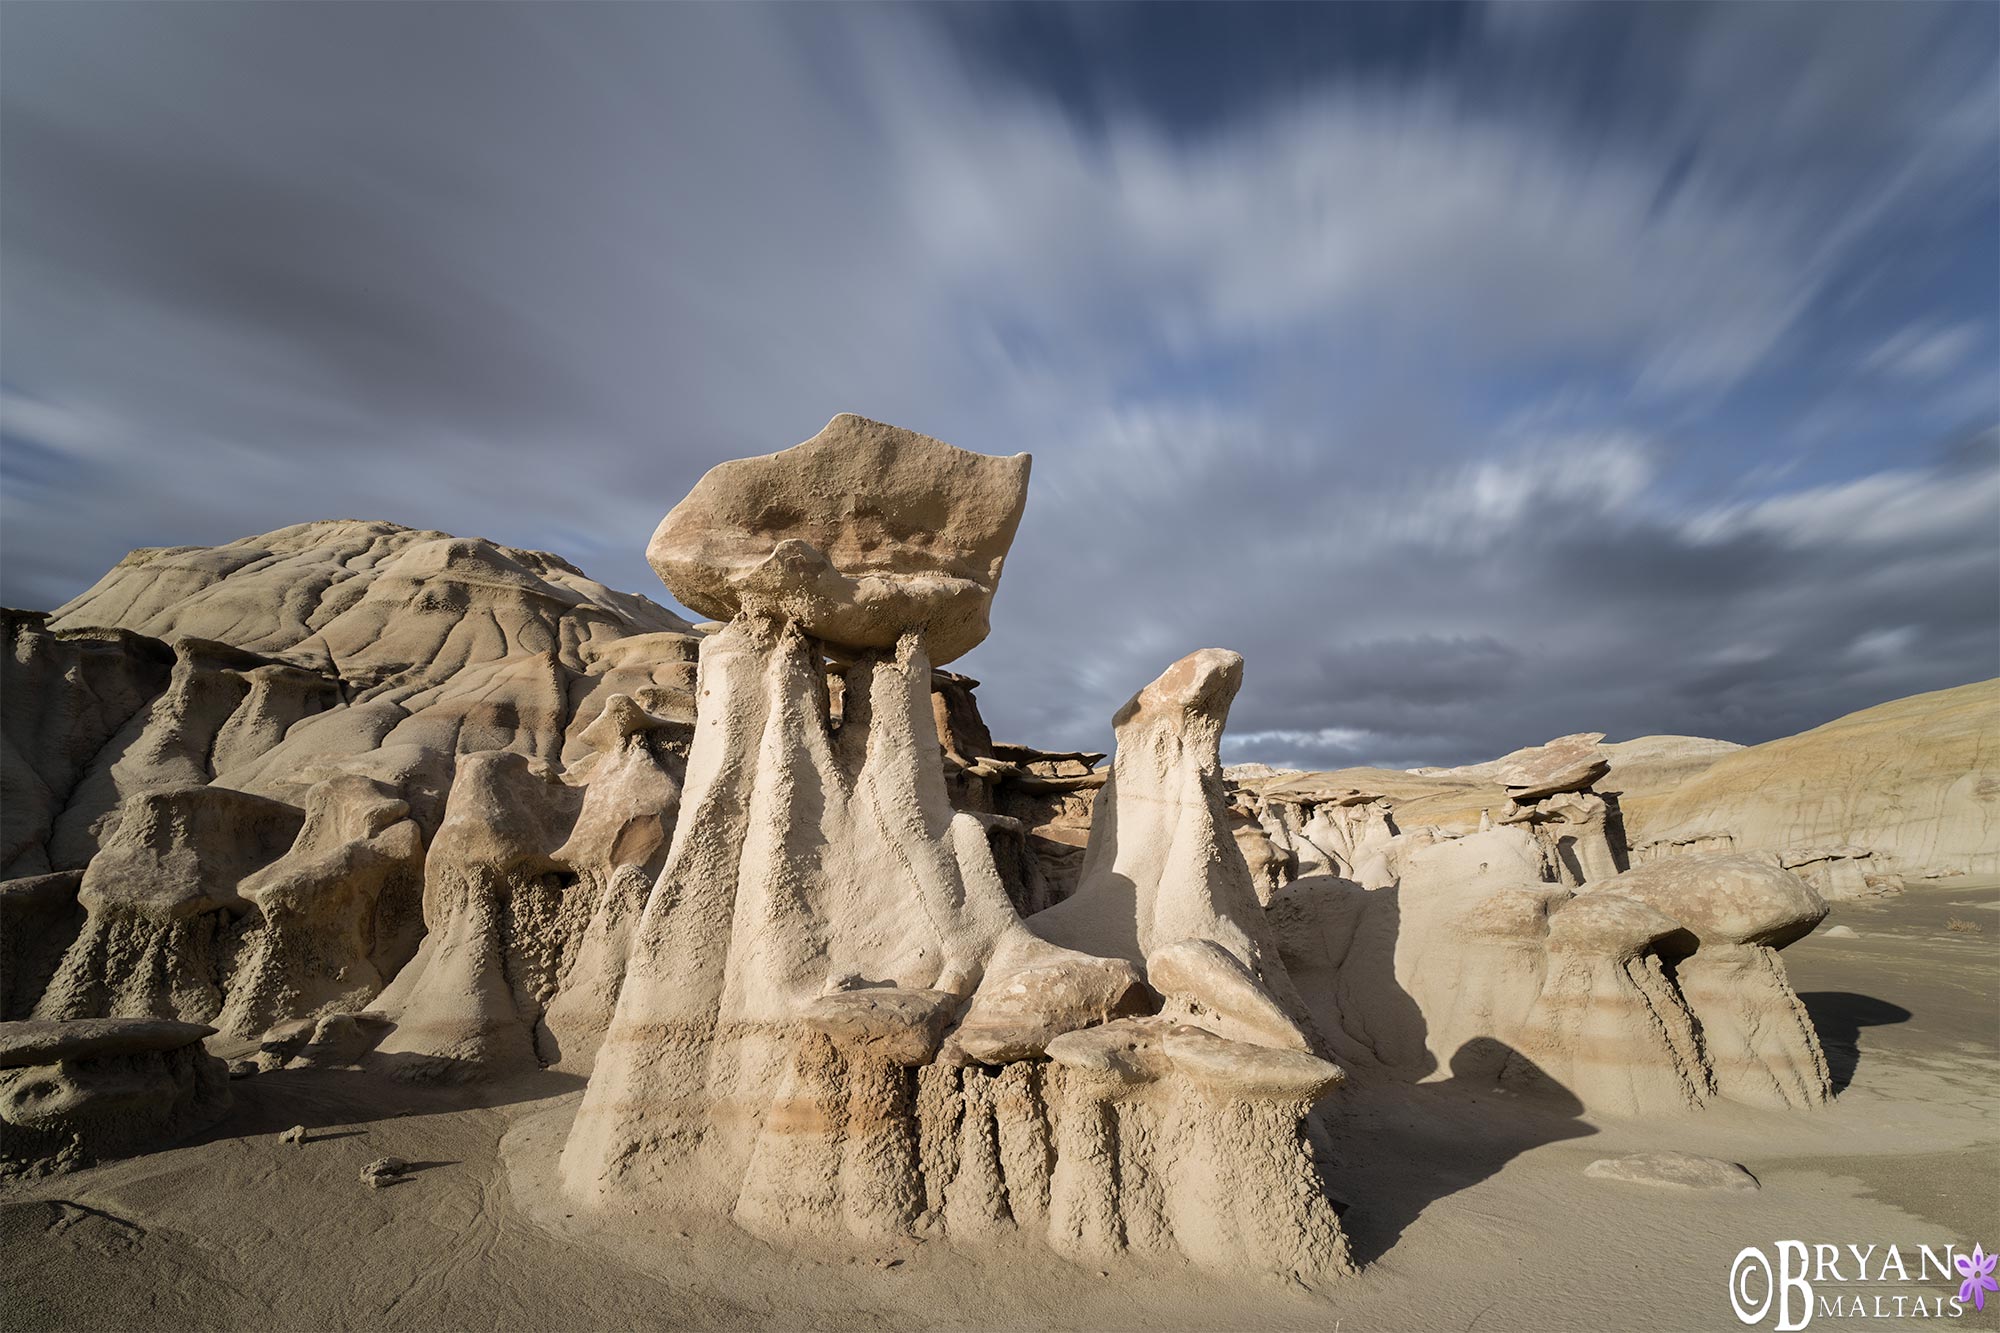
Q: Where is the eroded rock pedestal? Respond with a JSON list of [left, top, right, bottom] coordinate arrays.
[[561, 417, 1352, 1283], [1271, 827, 1830, 1116], [0, 1018, 229, 1179]]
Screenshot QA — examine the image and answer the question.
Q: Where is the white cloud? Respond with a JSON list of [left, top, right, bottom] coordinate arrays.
[[1863, 321, 1982, 380], [1847, 625, 1919, 661], [1684, 466, 1998, 549], [0, 388, 127, 464]]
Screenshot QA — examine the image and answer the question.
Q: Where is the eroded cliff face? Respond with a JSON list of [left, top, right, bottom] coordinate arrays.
[[4, 519, 698, 1057]]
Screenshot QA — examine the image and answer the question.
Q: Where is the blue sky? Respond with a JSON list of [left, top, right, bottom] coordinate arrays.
[[3, 2, 1995, 767]]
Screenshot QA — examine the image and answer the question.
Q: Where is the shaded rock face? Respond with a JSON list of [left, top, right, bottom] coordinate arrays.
[[647, 415, 1030, 667], [34, 785, 305, 1025], [0, 1019, 229, 1179], [374, 701, 689, 1080], [219, 776, 425, 1038], [931, 669, 1105, 916], [1, 873, 86, 1021], [1269, 834, 1830, 1116], [2, 611, 174, 880]]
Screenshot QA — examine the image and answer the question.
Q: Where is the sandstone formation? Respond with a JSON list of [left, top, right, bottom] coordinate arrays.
[[1235, 732, 1628, 892], [0, 1018, 229, 1178], [646, 414, 1030, 666], [933, 668, 1107, 916], [1030, 650, 1321, 1054], [1232, 731, 1747, 845], [1230, 682, 1996, 905], [561, 427, 1350, 1283], [1230, 784, 1397, 894], [4, 521, 698, 1063], [1268, 829, 1830, 1116], [1492, 731, 1610, 801]]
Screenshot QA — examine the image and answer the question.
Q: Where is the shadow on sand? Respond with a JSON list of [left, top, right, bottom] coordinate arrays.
[[1798, 991, 1912, 1094], [1321, 1039, 1595, 1267], [183, 1063, 585, 1152]]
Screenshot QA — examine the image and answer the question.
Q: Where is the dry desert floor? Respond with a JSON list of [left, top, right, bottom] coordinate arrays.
[[5, 879, 1996, 1333]]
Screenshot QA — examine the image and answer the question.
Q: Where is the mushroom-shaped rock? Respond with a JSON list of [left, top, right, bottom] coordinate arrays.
[[1495, 732, 1609, 801], [1147, 938, 1312, 1053], [1161, 1024, 1345, 1102], [646, 415, 1031, 665], [0, 1018, 229, 1178], [77, 785, 305, 921], [1545, 892, 1696, 959], [1584, 855, 1827, 948], [32, 786, 305, 1025], [0, 1018, 216, 1067], [800, 988, 963, 1067], [953, 954, 1151, 1064], [1586, 855, 1831, 1111], [218, 775, 425, 1039]]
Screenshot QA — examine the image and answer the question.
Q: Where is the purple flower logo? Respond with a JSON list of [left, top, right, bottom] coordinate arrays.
[[1958, 1244, 1999, 1312]]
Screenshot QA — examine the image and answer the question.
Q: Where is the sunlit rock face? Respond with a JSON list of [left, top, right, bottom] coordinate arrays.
[[646, 414, 1030, 667], [3, 520, 696, 1065], [566, 422, 1354, 1285], [1623, 680, 2000, 891]]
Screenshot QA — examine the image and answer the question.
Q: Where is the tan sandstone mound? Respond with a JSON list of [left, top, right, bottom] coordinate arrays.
[[5, 521, 697, 1057], [1269, 825, 1830, 1116], [1625, 679, 2000, 892]]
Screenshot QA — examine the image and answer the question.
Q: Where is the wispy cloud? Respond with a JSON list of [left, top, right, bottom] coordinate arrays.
[[1863, 322, 1983, 381]]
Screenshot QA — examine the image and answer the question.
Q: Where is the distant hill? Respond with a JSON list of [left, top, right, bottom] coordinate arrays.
[[1230, 680, 1998, 880], [1621, 679, 1999, 878]]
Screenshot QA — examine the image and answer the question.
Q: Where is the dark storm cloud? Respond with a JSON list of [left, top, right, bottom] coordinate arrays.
[[2, 3, 1994, 769]]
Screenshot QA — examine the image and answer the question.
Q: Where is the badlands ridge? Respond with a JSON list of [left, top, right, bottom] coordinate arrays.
[[1, 415, 1994, 1308]]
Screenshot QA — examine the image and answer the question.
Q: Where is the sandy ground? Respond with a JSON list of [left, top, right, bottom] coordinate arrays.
[[4, 880, 1995, 1332]]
